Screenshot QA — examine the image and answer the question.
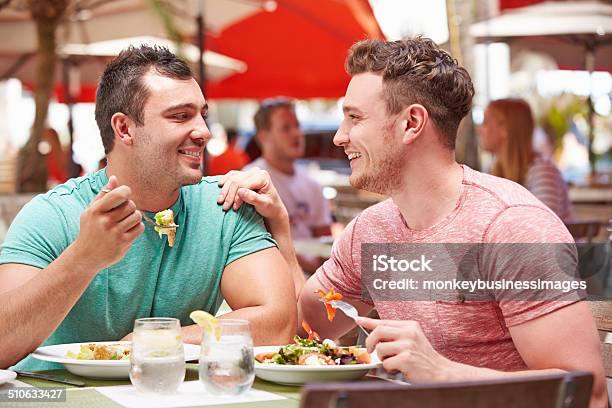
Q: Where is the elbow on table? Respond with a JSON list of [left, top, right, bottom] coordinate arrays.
[[588, 368, 608, 408], [276, 307, 297, 345], [0, 344, 30, 370], [268, 304, 297, 345]]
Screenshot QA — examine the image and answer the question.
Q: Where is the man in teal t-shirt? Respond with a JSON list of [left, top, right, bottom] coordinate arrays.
[[0, 45, 296, 370]]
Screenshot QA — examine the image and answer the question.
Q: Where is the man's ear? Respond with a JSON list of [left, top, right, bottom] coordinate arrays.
[[256, 130, 268, 146], [400, 104, 428, 145], [111, 112, 134, 147]]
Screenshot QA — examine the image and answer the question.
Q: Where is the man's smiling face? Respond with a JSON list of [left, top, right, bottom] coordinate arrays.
[[334, 72, 406, 194], [130, 71, 211, 189]]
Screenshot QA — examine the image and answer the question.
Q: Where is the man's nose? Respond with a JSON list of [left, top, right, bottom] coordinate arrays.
[[293, 126, 304, 139], [193, 116, 212, 143], [333, 124, 348, 146]]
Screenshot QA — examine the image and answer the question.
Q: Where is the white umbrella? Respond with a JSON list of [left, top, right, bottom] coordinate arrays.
[[62, 36, 247, 81], [469, 0, 612, 172], [469, 0, 612, 71], [0, 0, 262, 54], [0, 36, 247, 84]]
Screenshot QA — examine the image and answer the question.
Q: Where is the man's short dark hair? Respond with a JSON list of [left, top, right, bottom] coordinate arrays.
[[346, 37, 474, 149], [95, 45, 193, 154], [253, 97, 295, 133]]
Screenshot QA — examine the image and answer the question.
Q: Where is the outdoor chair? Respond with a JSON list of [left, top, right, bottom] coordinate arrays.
[[566, 221, 603, 243], [589, 299, 612, 405], [300, 371, 593, 408]]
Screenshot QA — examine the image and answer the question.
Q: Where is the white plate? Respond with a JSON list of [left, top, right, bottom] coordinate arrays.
[[253, 345, 382, 386], [31, 341, 200, 379], [0, 369, 17, 385]]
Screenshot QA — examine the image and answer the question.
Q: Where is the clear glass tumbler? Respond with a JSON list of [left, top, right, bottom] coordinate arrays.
[[129, 317, 185, 394], [199, 319, 254, 395]]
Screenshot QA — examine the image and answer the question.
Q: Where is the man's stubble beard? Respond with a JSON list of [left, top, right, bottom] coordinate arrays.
[[350, 126, 404, 195], [132, 132, 195, 192]]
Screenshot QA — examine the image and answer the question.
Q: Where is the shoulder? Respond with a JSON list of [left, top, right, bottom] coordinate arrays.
[[460, 166, 570, 241], [294, 165, 324, 188], [485, 205, 572, 243], [0, 189, 78, 267], [358, 199, 397, 222], [182, 176, 262, 223], [182, 176, 226, 216], [18, 172, 101, 220], [243, 158, 267, 171], [343, 199, 400, 240], [463, 165, 545, 208]]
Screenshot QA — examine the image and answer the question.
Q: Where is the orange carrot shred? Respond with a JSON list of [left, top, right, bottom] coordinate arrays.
[[302, 320, 320, 341], [316, 288, 344, 322]]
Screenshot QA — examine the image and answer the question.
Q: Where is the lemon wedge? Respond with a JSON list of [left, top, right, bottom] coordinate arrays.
[[189, 310, 220, 341]]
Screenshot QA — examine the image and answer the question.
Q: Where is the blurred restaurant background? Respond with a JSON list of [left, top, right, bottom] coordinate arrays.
[[0, 0, 610, 248]]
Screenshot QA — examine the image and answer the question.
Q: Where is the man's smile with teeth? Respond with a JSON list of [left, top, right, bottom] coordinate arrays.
[[179, 150, 201, 158], [347, 152, 362, 160]]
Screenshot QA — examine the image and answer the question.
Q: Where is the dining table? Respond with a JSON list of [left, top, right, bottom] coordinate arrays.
[[2, 365, 390, 408]]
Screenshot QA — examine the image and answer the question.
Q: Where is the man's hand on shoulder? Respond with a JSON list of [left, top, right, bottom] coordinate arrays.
[[217, 168, 308, 298], [217, 168, 289, 226]]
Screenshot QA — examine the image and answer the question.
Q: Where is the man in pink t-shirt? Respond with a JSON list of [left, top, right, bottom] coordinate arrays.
[[217, 37, 606, 406]]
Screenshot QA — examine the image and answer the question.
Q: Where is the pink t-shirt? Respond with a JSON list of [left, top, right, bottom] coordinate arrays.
[[316, 165, 579, 371]]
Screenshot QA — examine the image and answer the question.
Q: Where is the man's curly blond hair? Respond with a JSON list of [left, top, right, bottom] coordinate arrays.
[[346, 37, 474, 149]]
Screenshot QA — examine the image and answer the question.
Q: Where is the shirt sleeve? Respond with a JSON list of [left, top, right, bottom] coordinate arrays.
[[0, 195, 72, 269], [482, 205, 583, 327], [525, 162, 567, 220], [315, 217, 372, 304], [225, 202, 278, 267]]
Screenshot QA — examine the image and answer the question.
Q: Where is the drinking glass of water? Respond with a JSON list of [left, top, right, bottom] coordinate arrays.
[[130, 317, 185, 394], [199, 319, 254, 395]]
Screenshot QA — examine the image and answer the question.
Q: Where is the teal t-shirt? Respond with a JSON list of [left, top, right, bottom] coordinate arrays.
[[0, 169, 277, 370]]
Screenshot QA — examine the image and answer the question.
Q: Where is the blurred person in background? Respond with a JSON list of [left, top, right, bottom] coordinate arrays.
[[479, 98, 576, 223], [244, 98, 332, 274], [42, 127, 69, 188], [208, 128, 249, 175]]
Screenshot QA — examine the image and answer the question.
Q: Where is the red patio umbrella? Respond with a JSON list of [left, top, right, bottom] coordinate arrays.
[[205, 0, 385, 99], [500, 0, 546, 11]]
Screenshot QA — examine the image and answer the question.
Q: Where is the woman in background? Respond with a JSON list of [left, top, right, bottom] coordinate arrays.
[[479, 98, 576, 223], [43, 128, 69, 188]]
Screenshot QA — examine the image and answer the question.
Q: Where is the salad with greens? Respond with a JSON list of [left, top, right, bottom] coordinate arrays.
[[254, 336, 371, 366], [154, 209, 176, 247], [65, 344, 130, 360]]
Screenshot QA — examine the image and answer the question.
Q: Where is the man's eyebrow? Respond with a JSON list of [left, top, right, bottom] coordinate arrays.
[[342, 104, 363, 114], [161, 103, 207, 114]]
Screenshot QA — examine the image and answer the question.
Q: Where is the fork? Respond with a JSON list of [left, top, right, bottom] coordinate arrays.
[[320, 299, 370, 337], [141, 212, 179, 228], [99, 187, 178, 229]]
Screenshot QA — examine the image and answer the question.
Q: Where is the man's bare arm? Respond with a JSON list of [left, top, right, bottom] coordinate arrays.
[[0, 177, 143, 368], [180, 247, 297, 346], [0, 253, 101, 368], [507, 302, 606, 407]]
